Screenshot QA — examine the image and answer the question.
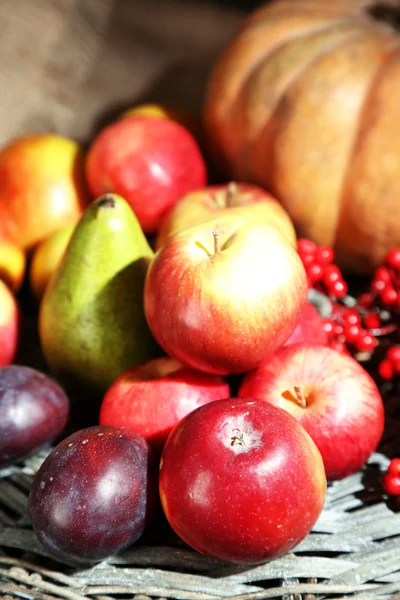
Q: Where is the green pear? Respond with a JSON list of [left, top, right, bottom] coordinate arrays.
[[39, 193, 160, 397]]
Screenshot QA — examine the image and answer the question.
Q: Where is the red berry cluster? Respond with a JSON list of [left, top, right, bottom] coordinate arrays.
[[297, 239, 400, 377], [297, 238, 347, 299], [378, 346, 400, 380], [370, 249, 400, 310], [382, 458, 400, 497], [322, 307, 377, 355], [297, 238, 380, 356]]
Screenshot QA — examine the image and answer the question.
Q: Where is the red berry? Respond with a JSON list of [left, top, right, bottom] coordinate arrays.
[[380, 286, 398, 305], [322, 319, 335, 340], [392, 359, 400, 374], [358, 293, 375, 309], [386, 248, 400, 271], [334, 324, 344, 337], [378, 359, 393, 380], [301, 254, 316, 267], [387, 458, 400, 476], [343, 324, 360, 344], [341, 309, 361, 327], [315, 246, 334, 265], [374, 266, 391, 283], [322, 264, 341, 287], [371, 278, 387, 294], [382, 473, 400, 496], [330, 279, 347, 299], [297, 238, 317, 257], [363, 312, 381, 330], [308, 263, 324, 283], [355, 331, 377, 352], [387, 346, 400, 364]]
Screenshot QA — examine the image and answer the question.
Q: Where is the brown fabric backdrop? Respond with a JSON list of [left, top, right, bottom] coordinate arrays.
[[0, 0, 246, 146]]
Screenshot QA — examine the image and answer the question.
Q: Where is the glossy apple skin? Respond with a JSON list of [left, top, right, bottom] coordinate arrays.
[[284, 301, 327, 346], [239, 344, 385, 480], [155, 182, 296, 250], [0, 365, 69, 467], [0, 281, 20, 367], [144, 217, 307, 375], [0, 134, 89, 250], [159, 397, 326, 564], [85, 116, 207, 234], [29, 426, 153, 564], [99, 356, 230, 454]]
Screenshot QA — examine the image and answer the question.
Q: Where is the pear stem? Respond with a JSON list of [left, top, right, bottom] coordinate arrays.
[[213, 228, 221, 254], [293, 385, 307, 408], [99, 194, 116, 208], [225, 181, 238, 207]]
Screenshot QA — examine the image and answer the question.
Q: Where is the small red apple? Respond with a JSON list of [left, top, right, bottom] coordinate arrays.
[[155, 181, 297, 250], [144, 216, 307, 375], [284, 301, 327, 347], [239, 343, 385, 480], [159, 396, 326, 564], [99, 356, 230, 453], [85, 116, 207, 234], [0, 280, 20, 366]]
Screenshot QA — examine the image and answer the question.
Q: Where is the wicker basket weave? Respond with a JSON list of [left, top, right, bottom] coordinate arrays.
[[1, 403, 400, 600]]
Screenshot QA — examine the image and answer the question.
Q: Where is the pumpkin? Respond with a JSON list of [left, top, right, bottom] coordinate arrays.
[[204, 0, 400, 274]]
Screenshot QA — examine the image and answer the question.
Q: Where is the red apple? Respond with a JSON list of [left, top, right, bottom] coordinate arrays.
[[159, 396, 326, 564], [239, 344, 385, 481], [99, 356, 230, 453], [85, 116, 207, 234], [155, 182, 297, 250], [0, 280, 20, 366], [144, 216, 307, 375], [284, 301, 328, 347]]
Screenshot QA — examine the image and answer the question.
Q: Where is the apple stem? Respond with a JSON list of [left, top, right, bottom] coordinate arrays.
[[231, 429, 246, 448], [212, 228, 221, 254], [294, 385, 307, 408], [226, 181, 238, 207]]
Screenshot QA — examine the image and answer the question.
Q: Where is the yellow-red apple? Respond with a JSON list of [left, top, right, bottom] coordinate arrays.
[[120, 103, 202, 138], [156, 182, 296, 249], [0, 134, 90, 250], [144, 216, 307, 375]]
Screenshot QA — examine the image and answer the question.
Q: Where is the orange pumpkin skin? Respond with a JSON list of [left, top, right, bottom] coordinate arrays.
[[204, 0, 400, 274]]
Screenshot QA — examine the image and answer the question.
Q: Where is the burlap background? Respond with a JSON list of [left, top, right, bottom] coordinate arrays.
[[0, 0, 250, 147]]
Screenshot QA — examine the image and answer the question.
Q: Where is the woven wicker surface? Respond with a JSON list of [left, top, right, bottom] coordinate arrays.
[[0, 400, 400, 600]]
